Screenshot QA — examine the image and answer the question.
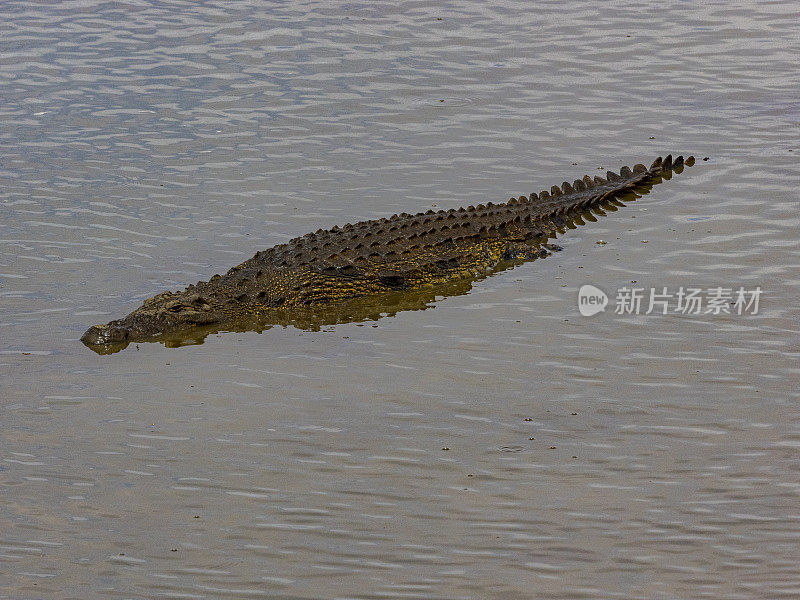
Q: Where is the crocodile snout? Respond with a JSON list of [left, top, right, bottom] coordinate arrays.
[[80, 323, 130, 346]]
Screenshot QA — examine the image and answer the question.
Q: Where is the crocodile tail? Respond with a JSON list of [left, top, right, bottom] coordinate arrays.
[[523, 154, 694, 220]]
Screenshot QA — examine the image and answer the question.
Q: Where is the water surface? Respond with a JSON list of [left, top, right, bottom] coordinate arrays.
[[2, 1, 799, 598]]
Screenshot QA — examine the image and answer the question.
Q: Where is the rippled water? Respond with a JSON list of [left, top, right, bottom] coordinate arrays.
[[2, 1, 799, 598]]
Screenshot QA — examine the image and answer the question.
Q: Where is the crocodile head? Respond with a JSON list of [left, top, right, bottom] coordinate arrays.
[[80, 322, 131, 345], [81, 290, 222, 353]]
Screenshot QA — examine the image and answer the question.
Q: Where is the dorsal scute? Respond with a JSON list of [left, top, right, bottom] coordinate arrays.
[[269, 154, 689, 273]]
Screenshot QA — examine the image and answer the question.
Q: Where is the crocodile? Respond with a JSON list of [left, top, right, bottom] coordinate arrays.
[[81, 154, 693, 351]]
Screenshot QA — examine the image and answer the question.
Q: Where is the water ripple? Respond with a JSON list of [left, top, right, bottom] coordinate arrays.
[[2, 0, 800, 599]]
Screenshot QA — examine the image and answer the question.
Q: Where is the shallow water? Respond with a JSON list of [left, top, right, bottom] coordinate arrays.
[[2, 1, 799, 598]]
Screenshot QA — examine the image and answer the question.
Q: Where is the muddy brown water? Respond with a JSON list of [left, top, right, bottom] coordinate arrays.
[[2, 1, 799, 598]]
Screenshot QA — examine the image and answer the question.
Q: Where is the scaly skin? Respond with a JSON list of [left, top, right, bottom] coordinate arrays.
[[81, 154, 693, 349]]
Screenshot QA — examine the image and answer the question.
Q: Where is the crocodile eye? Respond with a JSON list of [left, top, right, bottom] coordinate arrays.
[[164, 299, 185, 312]]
